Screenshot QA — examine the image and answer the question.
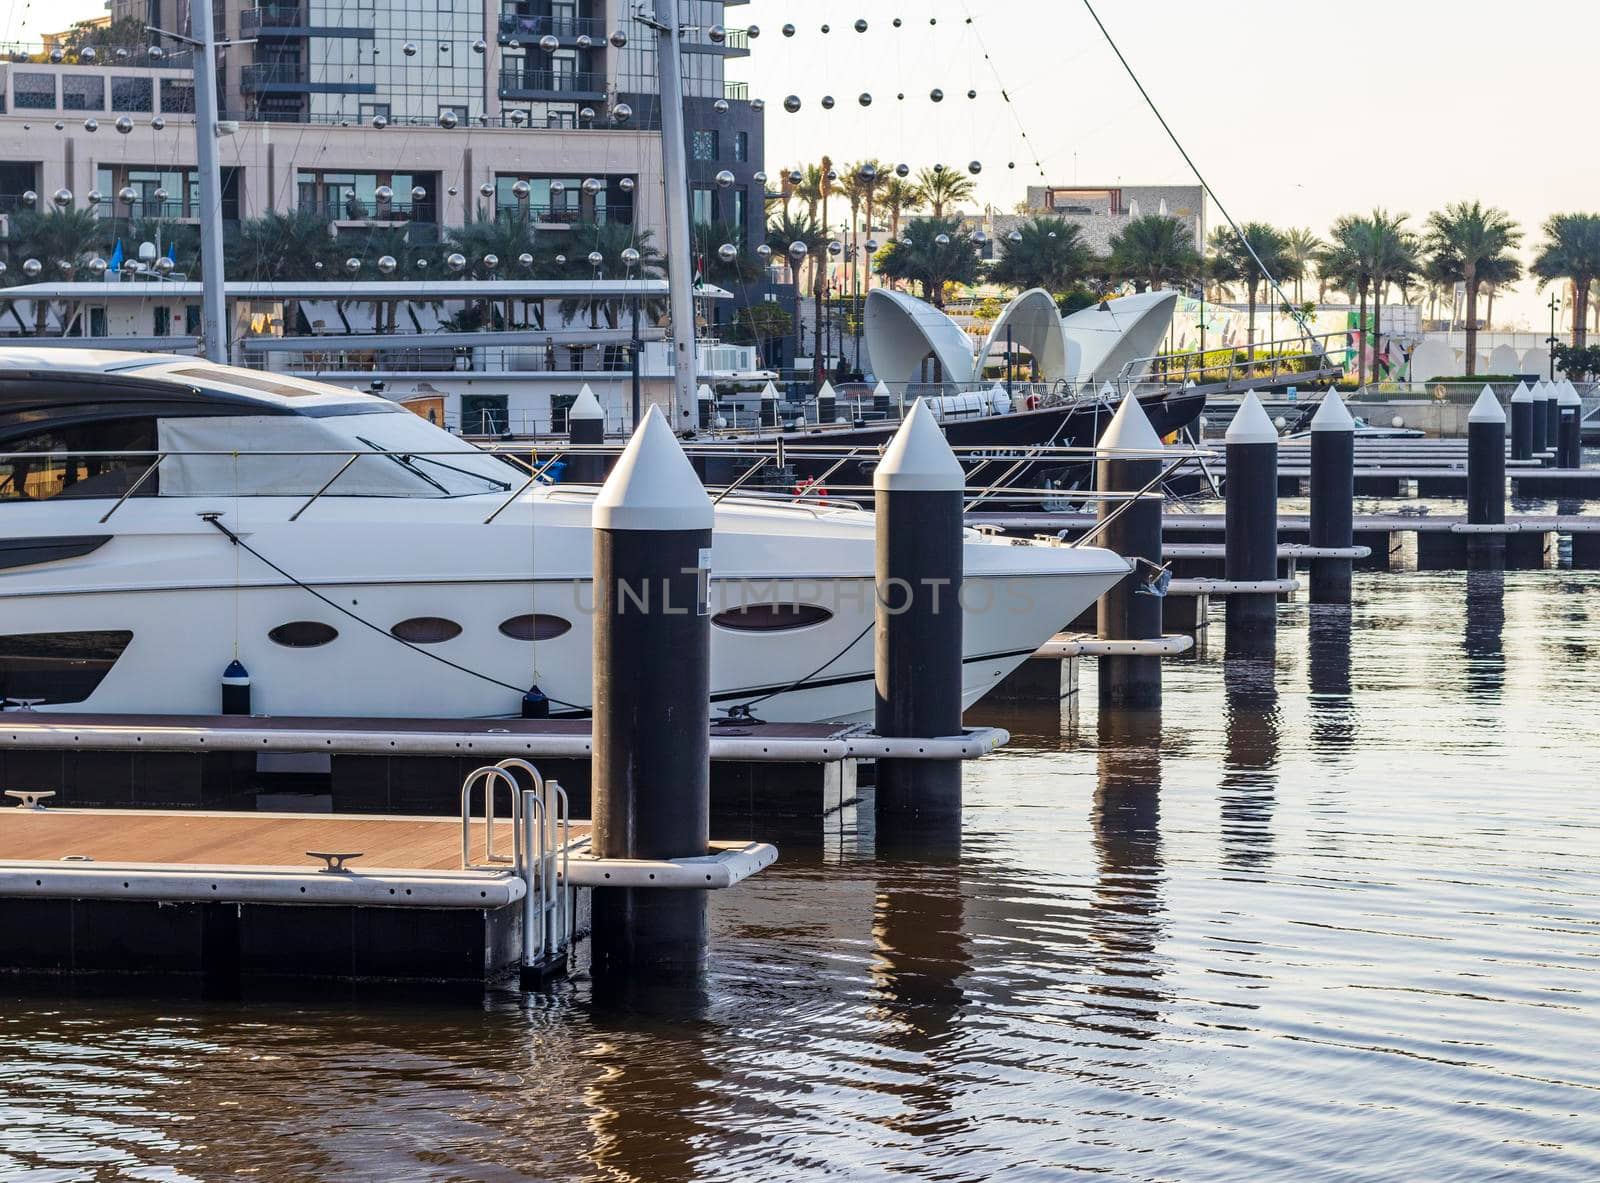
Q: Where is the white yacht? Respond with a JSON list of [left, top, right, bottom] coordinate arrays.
[[0, 349, 1128, 723]]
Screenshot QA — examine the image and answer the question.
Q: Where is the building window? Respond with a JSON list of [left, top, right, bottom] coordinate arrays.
[[185, 306, 202, 335], [153, 307, 171, 337], [733, 131, 748, 163], [160, 79, 195, 113], [691, 129, 718, 161], [731, 190, 746, 238], [692, 187, 713, 225], [111, 76, 154, 113], [14, 73, 56, 110]]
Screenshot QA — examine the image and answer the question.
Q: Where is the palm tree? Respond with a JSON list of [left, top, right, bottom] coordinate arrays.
[[878, 177, 922, 243], [874, 215, 980, 310], [988, 217, 1095, 295], [1321, 217, 1374, 383], [766, 209, 826, 374], [839, 160, 886, 293], [913, 167, 975, 218], [1532, 212, 1600, 348], [1423, 200, 1523, 377], [1283, 227, 1324, 304], [554, 224, 663, 329], [1108, 214, 1201, 292], [6, 207, 109, 333], [792, 166, 822, 220], [693, 219, 765, 288], [225, 209, 337, 282], [1208, 221, 1291, 360], [1366, 209, 1420, 382]]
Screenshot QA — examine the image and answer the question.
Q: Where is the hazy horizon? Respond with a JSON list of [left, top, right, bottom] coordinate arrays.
[[8, 0, 1598, 331]]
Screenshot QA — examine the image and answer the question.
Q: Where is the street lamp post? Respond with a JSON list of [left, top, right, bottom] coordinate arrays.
[[1547, 293, 1561, 380]]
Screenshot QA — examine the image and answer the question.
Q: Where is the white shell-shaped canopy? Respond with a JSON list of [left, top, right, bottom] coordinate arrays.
[[1520, 346, 1553, 379], [874, 398, 965, 492], [975, 288, 1070, 381], [1467, 385, 1505, 424], [1061, 290, 1179, 385], [1487, 344, 1521, 375], [593, 405, 713, 531], [1408, 338, 1457, 380], [863, 287, 976, 385]]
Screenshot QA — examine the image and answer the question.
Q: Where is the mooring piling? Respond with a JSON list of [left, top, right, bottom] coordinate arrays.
[[873, 379, 893, 418], [1509, 381, 1534, 462], [1543, 380, 1562, 457], [817, 379, 837, 425], [760, 380, 781, 428], [1531, 381, 1550, 458], [1095, 394, 1164, 708], [1308, 391, 1355, 605], [589, 406, 715, 974], [1224, 390, 1279, 656], [1557, 381, 1583, 469], [874, 399, 966, 828], [565, 383, 606, 484], [697, 382, 715, 430], [1466, 386, 1507, 570]]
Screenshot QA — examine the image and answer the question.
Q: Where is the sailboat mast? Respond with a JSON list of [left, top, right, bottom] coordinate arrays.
[[649, 0, 698, 426]]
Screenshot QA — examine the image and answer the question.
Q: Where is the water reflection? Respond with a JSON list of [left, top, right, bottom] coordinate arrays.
[[1089, 711, 1167, 1032], [1306, 604, 1355, 754], [1463, 569, 1506, 696], [1220, 657, 1280, 870]]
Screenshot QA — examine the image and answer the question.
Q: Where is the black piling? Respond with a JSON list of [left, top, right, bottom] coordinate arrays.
[[874, 399, 966, 832], [1308, 391, 1355, 605], [1466, 386, 1507, 571], [1509, 381, 1534, 462], [1557, 381, 1583, 469], [760, 381, 781, 429], [873, 380, 893, 419], [565, 384, 606, 484], [589, 407, 714, 976], [1543, 380, 1562, 457], [1224, 391, 1279, 657], [817, 379, 837, 425], [1530, 381, 1550, 457], [1095, 395, 1164, 708], [696, 382, 715, 430]]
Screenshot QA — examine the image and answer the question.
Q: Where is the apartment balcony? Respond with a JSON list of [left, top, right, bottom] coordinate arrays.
[[685, 27, 750, 56], [240, 5, 310, 36], [494, 201, 632, 227], [498, 66, 605, 101], [496, 10, 606, 46], [241, 63, 375, 95], [302, 199, 437, 226]]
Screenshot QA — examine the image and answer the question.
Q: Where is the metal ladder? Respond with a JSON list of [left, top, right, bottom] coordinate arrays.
[[459, 759, 572, 974]]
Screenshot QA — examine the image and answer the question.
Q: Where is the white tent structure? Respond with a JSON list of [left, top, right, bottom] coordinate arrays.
[[1408, 338, 1458, 381], [1488, 344, 1521, 374], [1521, 345, 1556, 380], [1060, 290, 1179, 385], [975, 288, 1070, 381], [862, 289, 978, 385]]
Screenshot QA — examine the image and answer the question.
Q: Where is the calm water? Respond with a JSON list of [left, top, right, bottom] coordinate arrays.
[[4, 571, 1600, 1181]]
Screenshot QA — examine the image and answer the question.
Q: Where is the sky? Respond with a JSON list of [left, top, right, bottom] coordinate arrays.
[[8, 0, 1598, 330]]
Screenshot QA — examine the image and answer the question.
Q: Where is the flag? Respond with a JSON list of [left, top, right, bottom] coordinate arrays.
[[166, 242, 176, 262], [109, 239, 124, 270]]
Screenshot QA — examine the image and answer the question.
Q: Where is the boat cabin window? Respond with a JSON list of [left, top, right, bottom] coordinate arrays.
[[0, 419, 158, 502], [0, 630, 134, 706]]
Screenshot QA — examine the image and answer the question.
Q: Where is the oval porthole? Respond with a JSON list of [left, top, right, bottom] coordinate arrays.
[[498, 613, 573, 641], [390, 616, 463, 644], [268, 621, 339, 648], [712, 604, 834, 632]]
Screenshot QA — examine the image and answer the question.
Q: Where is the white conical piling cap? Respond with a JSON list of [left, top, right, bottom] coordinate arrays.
[[696, 382, 714, 402], [874, 398, 964, 492], [1226, 390, 1278, 444], [593, 405, 713, 531], [569, 383, 603, 420], [1098, 387, 1162, 451], [1535, 379, 1552, 401], [1509, 380, 1533, 404], [817, 380, 836, 400], [1099, 381, 1117, 400], [1310, 389, 1355, 432], [1559, 379, 1582, 406], [1468, 385, 1506, 424], [874, 379, 892, 399], [760, 380, 780, 401]]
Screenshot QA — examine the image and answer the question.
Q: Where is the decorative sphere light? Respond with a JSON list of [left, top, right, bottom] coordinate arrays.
[[582, 177, 602, 195], [416, 258, 428, 270], [554, 253, 566, 265], [713, 98, 729, 114], [22, 258, 42, 278], [52, 188, 73, 207], [820, 24, 830, 34], [57, 259, 75, 275], [87, 189, 103, 205], [750, 98, 764, 113], [149, 46, 164, 61], [372, 114, 388, 129], [616, 247, 638, 269], [934, 233, 951, 246], [857, 163, 877, 180], [401, 40, 417, 56], [482, 253, 499, 270], [858, 92, 872, 107], [717, 242, 737, 263], [825, 169, 838, 182], [53, 121, 64, 131], [118, 186, 137, 205], [973, 230, 988, 245], [87, 256, 107, 276], [511, 179, 530, 199], [344, 257, 361, 274], [820, 95, 835, 110], [550, 180, 566, 195], [788, 240, 808, 258], [753, 170, 768, 185], [154, 187, 169, 202], [580, 106, 595, 121], [447, 185, 459, 196], [375, 184, 394, 203], [22, 190, 37, 207], [747, 24, 759, 38], [587, 250, 603, 267], [755, 243, 772, 260], [438, 110, 458, 129], [610, 102, 632, 124], [509, 37, 521, 48], [899, 235, 912, 246], [893, 17, 903, 27], [854, 18, 868, 32], [576, 34, 592, 49], [472, 38, 486, 53], [827, 240, 842, 256], [83, 117, 99, 132], [518, 252, 534, 268], [787, 169, 803, 184], [49, 47, 64, 63], [1008, 161, 1016, 169], [0, 261, 8, 275], [619, 177, 635, 193], [446, 252, 467, 272], [151, 115, 165, 130], [929, 88, 943, 102], [895, 162, 910, 177], [154, 256, 173, 275], [782, 23, 795, 36], [478, 181, 494, 198], [312, 261, 324, 271], [115, 115, 134, 134], [509, 109, 528, 126], [538, 34, 559, 52], [933, 163, 946, 174], [714, 169, 735, 189], [707, 24, 725, 43], [968, 160, 982, 174], [783, 95, 801, 114], [376, 255, 397, 274], [967, 89, 977, 99], [865, 238, 879, 252], [411, 185, 427, 201], [609, 29, 627, 47]]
